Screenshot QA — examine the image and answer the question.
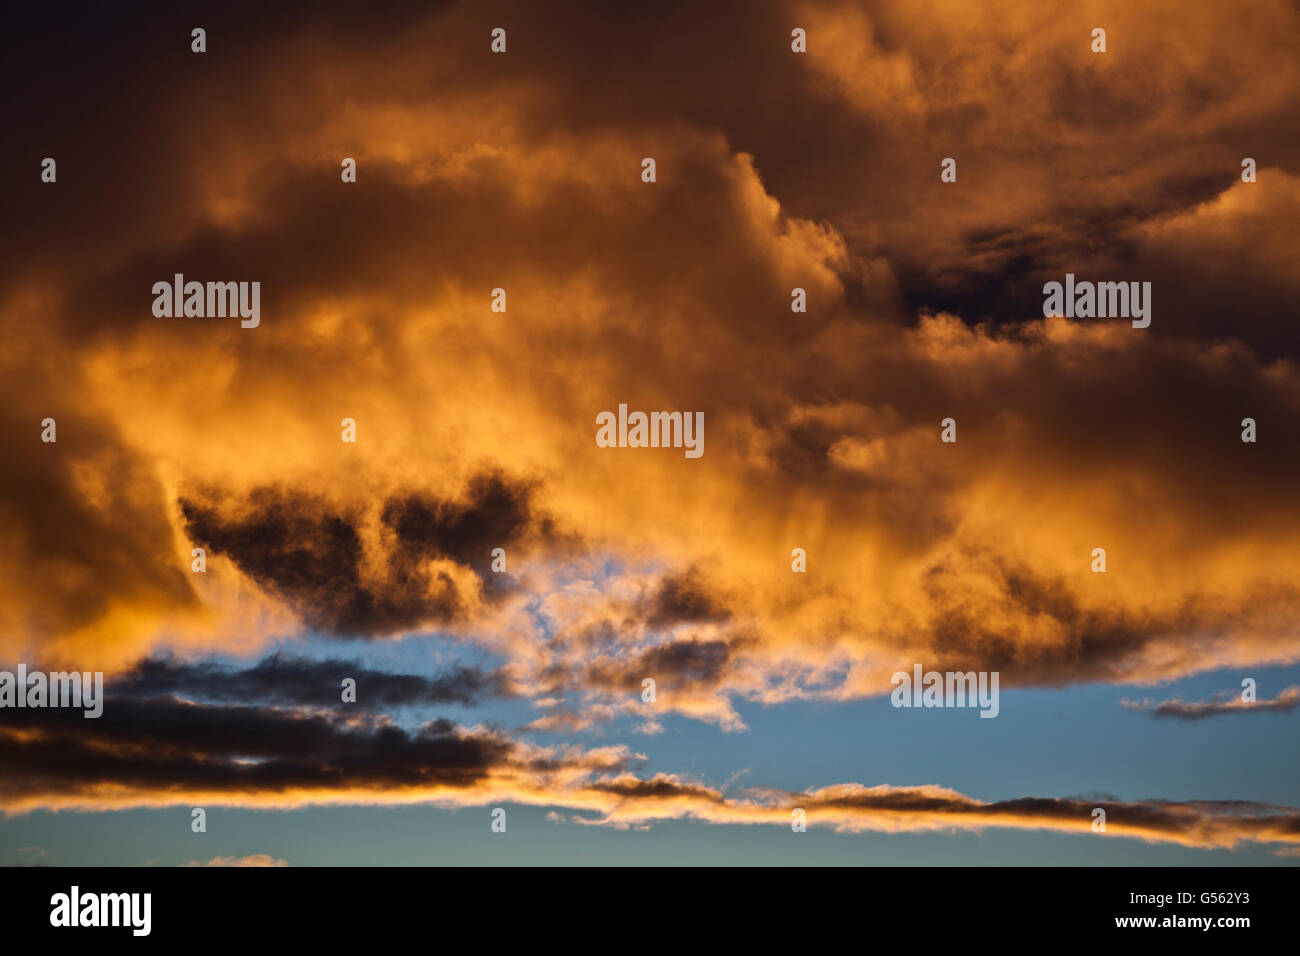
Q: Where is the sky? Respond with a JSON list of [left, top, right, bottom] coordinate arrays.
[[1, 0, 1299, 866]]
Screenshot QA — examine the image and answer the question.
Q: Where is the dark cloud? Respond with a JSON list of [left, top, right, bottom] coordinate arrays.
[[382, 472, 560, 584], [179, 487, 443, 637], [561, 639, 735, 704], [636, 639, 733, 685], [179, 471, 557, 637], [642, 570, 730, 629], [115, 653, 512, 709], [0, 690, 647, 807], [588, 774, 724, 803], [0, 696, 512, 799]]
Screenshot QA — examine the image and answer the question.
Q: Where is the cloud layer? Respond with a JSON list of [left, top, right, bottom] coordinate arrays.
[[3, 688, 1297, 853], [1, 0, 1297, 844]]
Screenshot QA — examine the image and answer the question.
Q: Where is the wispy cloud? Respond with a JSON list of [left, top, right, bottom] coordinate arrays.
[[1122, 686, 1300, 720]]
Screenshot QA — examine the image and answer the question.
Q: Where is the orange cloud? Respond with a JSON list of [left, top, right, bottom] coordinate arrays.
[[2, 0, 1298, 730]]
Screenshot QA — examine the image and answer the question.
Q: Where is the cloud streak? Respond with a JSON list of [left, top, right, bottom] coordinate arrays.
[[1122, 685, 1300, 720]]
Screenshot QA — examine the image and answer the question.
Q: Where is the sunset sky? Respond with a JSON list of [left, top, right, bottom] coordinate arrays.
[[2, 0, 1299, 866]]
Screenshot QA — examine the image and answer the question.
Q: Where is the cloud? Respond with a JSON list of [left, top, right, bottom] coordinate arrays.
[[178, 471, 560, 638], [115, 653, 513, 709], [1122, 685, 1300, 720], [181, 854, 290, 867], [0, 372, 206, 668], [0, 692, 633, 813], [1, 0, 1299, 723], [3, 692, 1297, 853]]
